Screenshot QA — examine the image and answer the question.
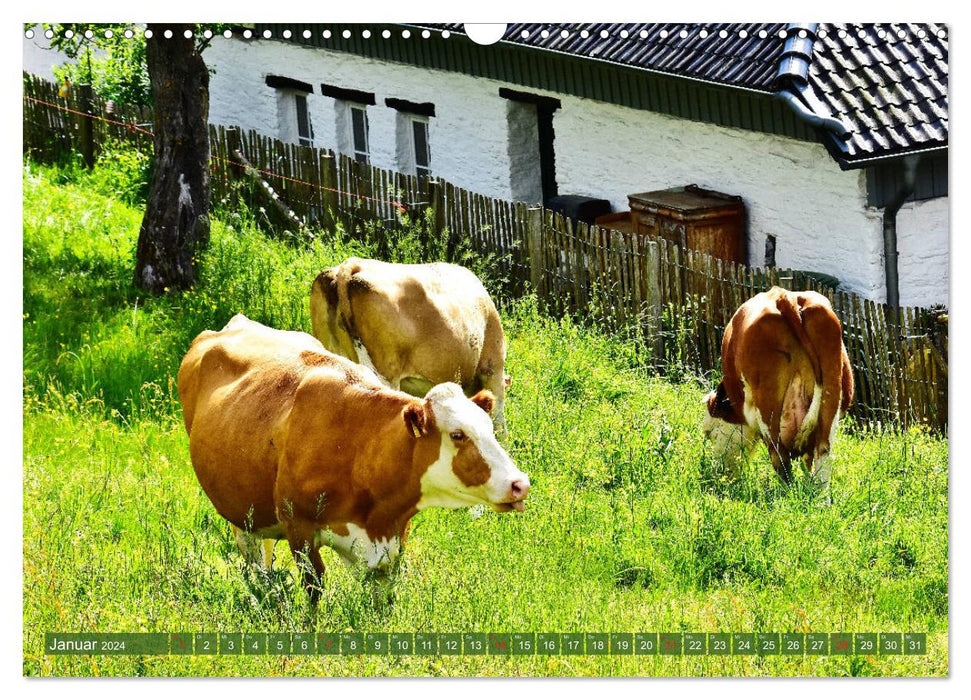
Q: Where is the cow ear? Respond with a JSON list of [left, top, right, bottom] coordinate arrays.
[[706, 383, 733, 419], [470, 389, 495, 416], [404, 402, 430, 438]]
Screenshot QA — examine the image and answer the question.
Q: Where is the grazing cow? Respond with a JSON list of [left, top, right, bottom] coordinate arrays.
[[310, 258, 510, 433], [702, 287, 853, 488], [177, 314, 529, 601]]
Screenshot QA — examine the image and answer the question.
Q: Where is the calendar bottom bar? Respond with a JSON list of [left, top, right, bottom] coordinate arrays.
[[44, 632, 928, 656]]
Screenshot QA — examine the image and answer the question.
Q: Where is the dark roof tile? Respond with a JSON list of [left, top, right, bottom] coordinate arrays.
[[869, 129, 891, 152], [926, 98, 948, 121], [496, 22, 789, 91], [811, 22, 947, 162], [422, 22, 947, 163]]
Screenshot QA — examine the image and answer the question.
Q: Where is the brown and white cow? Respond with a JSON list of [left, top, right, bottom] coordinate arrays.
[[177, 314, 529, 600], [703, 287, 854, 489], [310, 258, 509, 434]]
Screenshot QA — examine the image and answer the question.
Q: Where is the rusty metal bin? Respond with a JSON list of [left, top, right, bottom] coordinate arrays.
[[628, 185, 746, 264]]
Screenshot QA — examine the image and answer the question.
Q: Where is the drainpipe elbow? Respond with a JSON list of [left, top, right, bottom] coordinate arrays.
[[775, 89, 851, 140]]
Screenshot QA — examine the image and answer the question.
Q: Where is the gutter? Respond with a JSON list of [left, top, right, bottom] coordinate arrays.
[[835, 144, 947, 170]]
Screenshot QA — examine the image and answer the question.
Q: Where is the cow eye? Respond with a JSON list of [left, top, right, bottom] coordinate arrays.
[[449, 431, 467, 443]]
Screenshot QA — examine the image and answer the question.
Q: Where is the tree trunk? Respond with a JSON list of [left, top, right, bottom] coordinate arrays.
[[134, 24, 210, 294]]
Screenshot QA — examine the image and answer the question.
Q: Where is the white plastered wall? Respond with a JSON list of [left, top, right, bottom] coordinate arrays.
[[894, 196, 949, 307], [200, 37, 947, 306]]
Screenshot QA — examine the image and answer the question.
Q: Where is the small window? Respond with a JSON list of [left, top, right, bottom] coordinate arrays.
[[266, 75, 314, 148], [334, 100, 372, 164], [409, 118, 432, 177], [294, 94, 313, 147], [412, 119, 431, 177], [393, 112, 432, 177], [387, 99, 435, 178], [349, 104, 370, 163]]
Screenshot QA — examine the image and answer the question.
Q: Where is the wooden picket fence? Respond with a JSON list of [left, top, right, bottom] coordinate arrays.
[[22, 73, 153, 163], [207, 125, 535, 301], [22, 73, 949, 432], [530, 213, 948, 431]]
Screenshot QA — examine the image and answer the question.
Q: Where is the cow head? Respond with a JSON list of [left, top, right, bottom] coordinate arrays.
[[408, 383, 530, 512], [702, 383, 755, 476]]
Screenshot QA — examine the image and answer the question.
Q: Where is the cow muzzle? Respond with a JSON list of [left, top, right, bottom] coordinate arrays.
[[493, 475, 530, 512]]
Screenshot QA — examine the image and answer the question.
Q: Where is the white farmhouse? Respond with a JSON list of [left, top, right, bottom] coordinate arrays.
[[43, 23, 949, 308]]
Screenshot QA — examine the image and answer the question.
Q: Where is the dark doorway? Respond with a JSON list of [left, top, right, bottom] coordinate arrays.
[[500, 88, 560, 204]]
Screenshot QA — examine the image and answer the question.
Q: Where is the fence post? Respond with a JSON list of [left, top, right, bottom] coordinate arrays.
[[226, 127, 244, 178], [427, 179, 448, 251], [610, 229, 628, 326], [225, 127, 246, 210], [319, 151, 339, 233], [526, 206, 545, 297], [78, 83, 95, 169], [645, 239, 664, 365]]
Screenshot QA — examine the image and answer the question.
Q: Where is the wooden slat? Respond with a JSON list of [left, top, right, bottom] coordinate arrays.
[[609, 229, 626, 325], [854, 294, 876, 421], [705, 254, 719, 370], [563, 217, 577, 313], [869, 299, 894, 427], [904, 307, 921, 425], [585, 225, 598, 315], [887, 306, 908, 428]]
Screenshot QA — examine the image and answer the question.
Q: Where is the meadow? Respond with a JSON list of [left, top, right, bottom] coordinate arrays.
[[22, 158, 948, 676]]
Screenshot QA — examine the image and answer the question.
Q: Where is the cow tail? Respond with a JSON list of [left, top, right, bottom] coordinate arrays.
[[840, 344, 855, 412], [310, 270, 334, 341], [775, 292, 823, 385], [799, 298, 851, 454], [335, 261, 362, 339]]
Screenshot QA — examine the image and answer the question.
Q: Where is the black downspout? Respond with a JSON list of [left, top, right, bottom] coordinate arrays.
[[883, 156, 919, 312], [773, 25, 851, 144]]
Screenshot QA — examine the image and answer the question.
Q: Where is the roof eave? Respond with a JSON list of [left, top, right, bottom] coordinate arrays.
[[392, 24, 950, 169], [829, 141, 949, 171], [403, 23, 777, 97]]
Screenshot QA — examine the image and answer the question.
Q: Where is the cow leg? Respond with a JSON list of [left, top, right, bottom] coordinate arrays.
[[811, 448, 834, 504], [262, 539, 276, 570], [491, 396, 507, 439], [286, 520, 326, 603], [813, 451, 833, 488], [232, 525, 272, 571], [768, 447, 794, 484], [478, 371, 508, 439], [810, 402, 840, 501]]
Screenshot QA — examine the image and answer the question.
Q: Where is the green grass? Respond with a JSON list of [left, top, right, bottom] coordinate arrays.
[[22, 163, 949, 677]]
